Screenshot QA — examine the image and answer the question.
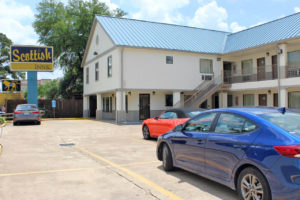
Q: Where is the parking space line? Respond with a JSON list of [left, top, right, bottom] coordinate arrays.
[[75, 146, 183, 200], [0, 160, 159, 177]]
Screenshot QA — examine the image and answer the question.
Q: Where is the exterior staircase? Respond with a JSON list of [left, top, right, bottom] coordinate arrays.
[[184, 74, 223, 108]]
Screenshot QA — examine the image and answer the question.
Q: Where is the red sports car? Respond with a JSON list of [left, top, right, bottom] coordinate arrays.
[[142, 108, 204, 139]]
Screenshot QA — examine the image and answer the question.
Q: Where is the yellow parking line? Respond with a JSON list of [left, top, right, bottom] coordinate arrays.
[[0, 166, 105, 177], [75, 146, 183, 200], [0, 160, 159, 177]]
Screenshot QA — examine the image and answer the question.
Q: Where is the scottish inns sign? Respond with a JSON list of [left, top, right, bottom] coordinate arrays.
[[10, 45, 53, 71]]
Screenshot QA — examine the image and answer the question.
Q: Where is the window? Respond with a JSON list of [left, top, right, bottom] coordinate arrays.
[[200, 59, 213, 74], [96, 35, 99, 45], [86, 67, 89, 84], [242, 59, 253, 75], [243, 121, 257, 133], [159, 112, 177, 119], [125, 95, 128, 113], [95, 63, 99, 81], [289, 92, 300, 109], [243, 94, 254, 106], [215, 113, 245, 134], [103, 97, 112, 112], [107, 56, 112, 77], [184, 112, 217, 132], [288, 50, 300, 68], [165, 94, 173, 106], [166, 56, 173, 64]]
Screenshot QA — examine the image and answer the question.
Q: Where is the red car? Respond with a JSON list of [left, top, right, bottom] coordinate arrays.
[[142, 108, 204, 139]]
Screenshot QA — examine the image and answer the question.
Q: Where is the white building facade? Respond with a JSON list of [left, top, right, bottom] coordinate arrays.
[[82, 14, 300, 123]]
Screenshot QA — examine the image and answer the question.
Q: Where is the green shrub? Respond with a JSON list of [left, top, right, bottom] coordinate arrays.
[[0, 116, 6, 125]]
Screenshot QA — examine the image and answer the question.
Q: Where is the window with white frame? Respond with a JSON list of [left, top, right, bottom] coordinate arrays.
[[289, 92, 300, 109], [242, 59, 253, 74], [102, 97, 112, 112], [95, 62, 99, 81], [288, 51, 300, 68], [107, 56, 112, 77], [200, 59, 213, 73], [86, 67, 89, 84]]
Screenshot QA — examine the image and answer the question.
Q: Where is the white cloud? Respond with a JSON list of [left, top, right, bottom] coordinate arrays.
[[294, 7, 300, 13], [0, 0, 38, 45], [188, 0, 229, 31], [130, 0, 189, 24], [99, 0, 119, 11], [230, 22, 246, 32]]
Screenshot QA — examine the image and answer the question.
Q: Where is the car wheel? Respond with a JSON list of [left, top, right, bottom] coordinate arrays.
[[237, 167, 271, 200], [142, 125, 151, 140], [162, 144, 174, 171]]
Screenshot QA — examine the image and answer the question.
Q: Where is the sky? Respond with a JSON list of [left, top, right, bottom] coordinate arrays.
[[1, 0, 300, 79]]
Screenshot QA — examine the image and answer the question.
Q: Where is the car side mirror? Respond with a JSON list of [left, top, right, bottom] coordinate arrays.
[[174, 124, 183, 132], [154, 116, 159, 120]]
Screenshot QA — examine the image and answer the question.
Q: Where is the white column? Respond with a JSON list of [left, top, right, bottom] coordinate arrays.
[[83, 96, 89, 117], [219, 92, 228, 108], [254, 93, 259, 106], [278, 44, 287, 79], [173, 91, 181, 108], [116, 91, 126, 123], [279, 88, 287, 107], [267, 92, 273, 107], [96, 94, 102, 120]]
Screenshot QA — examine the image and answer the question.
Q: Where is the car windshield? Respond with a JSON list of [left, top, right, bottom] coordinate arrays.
[[259, 112, 300, 134], [17, 105, 37, 111], [188, 111, 202, 117]]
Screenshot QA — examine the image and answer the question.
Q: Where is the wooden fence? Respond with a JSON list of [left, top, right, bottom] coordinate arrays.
[[6, 99, 83, 118]]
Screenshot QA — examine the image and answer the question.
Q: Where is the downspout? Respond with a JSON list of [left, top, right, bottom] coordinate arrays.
[[119, 47, 124, 123]]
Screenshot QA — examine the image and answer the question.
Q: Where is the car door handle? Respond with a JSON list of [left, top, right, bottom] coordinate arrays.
[[197, 140, 205, 145], [233, 144, 247, 149]]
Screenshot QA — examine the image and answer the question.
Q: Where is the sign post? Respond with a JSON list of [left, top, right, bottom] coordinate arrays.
[[10, 45, 54, 106], [52, 100, 56, 118]]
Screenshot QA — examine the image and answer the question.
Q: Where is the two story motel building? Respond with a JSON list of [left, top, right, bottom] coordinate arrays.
[[82, 13, 300, 123]]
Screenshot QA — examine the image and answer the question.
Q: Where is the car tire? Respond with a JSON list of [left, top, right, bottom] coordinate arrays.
[[13, 122, 17, 126], [36, 121, 41, 125], [162, 144, 174, 171], [237, 167, 271, 200], [142, 125, 151, 140]]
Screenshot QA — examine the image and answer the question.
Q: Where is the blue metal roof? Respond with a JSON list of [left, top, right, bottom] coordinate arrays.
[[224, 13, 300, 53], [96, 13, 300, 54], [96, 15, 229, 54]]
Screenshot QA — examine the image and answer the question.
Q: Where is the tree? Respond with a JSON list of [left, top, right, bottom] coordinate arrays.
[[38, 79, 59, 99], [33, 0, 126, 98], [0, 33, 25, 79]]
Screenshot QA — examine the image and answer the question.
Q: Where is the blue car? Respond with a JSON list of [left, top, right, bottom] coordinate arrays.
[[157, 107, 300, 200]]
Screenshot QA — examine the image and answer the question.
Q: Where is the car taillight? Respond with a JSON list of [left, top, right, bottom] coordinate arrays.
[[32, 111, 40, 114], [14, 112, 21, 114], [274, 145, 300, 158]]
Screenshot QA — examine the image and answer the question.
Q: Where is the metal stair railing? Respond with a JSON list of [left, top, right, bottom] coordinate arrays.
[[184, 74, 223, 107]]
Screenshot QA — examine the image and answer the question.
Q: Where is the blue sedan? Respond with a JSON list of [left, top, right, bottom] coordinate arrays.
[[157, 108, 300, 200]]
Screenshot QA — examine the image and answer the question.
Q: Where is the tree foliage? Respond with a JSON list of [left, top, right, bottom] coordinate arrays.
[[38, 79, 59, 99], [33, 0, 126, 98], [0, 33, 25, 79]]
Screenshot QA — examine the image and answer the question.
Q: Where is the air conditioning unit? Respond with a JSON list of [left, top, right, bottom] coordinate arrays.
[[202, 75, 213, 80]]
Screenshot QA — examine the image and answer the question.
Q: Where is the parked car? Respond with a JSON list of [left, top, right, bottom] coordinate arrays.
[[157, 107, 300, 200], [13, 104, 41, 125], [142, 108, 204, 139]]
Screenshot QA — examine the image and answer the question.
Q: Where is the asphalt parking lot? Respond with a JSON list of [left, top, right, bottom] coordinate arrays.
[[0, 120, 239, 200]]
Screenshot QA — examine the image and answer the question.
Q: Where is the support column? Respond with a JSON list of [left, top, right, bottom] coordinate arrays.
[[83, 96, 89, 117], [173, 92, 181, 108], [267, 92, 273, 107], [279, 88, 287, 107], [27, 71, 38, 106], [96, 94, 102, 120], [278, 44, 287, 79], [116, 91, 126, 123], [219, 92, 228, 108], [254, 93, 259, 106]]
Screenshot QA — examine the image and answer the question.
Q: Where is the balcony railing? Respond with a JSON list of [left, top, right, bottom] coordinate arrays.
[[224, 65, 300, 84]]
